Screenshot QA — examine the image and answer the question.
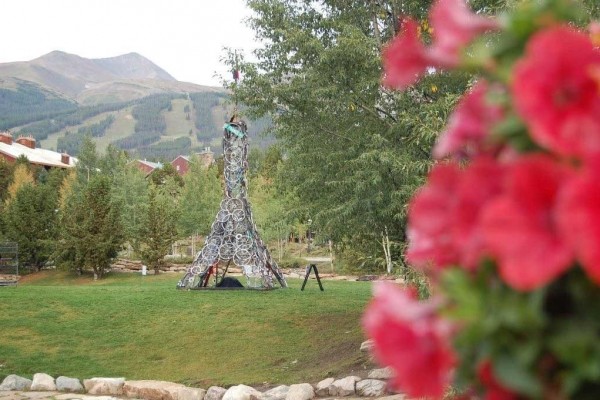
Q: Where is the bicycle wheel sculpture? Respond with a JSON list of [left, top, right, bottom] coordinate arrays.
[[177, 120, 288, 290]]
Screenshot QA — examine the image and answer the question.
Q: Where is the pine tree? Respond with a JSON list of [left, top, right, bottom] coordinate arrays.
[[80, 175, 124, 279], [4, 182, 59, 270], [139, 186, 178, 274], [56, 173, 124, 279]]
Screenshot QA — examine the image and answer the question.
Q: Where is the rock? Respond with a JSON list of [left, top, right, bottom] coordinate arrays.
[[285, 384, 313, 400], [55, 395, 122, 400], [367, 367, 395, 380], [222, 385, 262, 400], [56, 376, 84, 393], [356, 380, 386, 397], [205, 386, 227, 400], [178, 387, 206, 400], [0, 374, 32, 391], [263, 385, 289, 400], [83, 378, 125, 395], [328, 376, 361, 397], [359, 340, 374, 352], [314, 378, 334, 397], [31, 373, 56, 391], [123, 380, 205, 400]]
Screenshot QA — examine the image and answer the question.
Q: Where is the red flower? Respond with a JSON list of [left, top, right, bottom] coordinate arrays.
[[363, 283, 455, 399], [434, 81, 504, 160], [557, 158, 600, 284], [512, 26, 600, 158], [429, 0, 500, 66], [477, 360, 519, 400], [383, 0, 499, 89], [407, 158, 503, 271], [406, 162, 462, 269], [382, 18, 431, 89], [452, 157, 504, 269], [482, 155, 575, 291]]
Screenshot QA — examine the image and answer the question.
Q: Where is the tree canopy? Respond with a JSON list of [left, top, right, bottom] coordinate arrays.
[[225, 0, 475, 266]]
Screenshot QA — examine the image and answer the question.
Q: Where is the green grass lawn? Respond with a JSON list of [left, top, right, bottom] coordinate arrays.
[[0, 271, 375, 387]]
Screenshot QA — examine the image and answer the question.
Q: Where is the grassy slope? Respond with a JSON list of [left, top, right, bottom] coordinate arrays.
[[0, 271, 374, 387], [31, 98, 218, 155], [38, 107, 138, 153], [95, 107, 137, 152], [162, 98, 196, 140]]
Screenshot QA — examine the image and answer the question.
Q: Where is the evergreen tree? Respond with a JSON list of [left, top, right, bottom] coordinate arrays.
[[4, 182, 59, 270], [149, 162, 184, 189], [55, 143, 125, 278], [139, 186, 178, 274], [75, 175, 124, 279], [0, 159, 15, 203]]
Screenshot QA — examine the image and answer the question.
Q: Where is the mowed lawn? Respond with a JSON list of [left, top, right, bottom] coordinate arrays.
[[0, 271, 375, 387]]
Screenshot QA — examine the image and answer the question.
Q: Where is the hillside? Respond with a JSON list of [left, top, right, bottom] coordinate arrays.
[[0, 51, 273, 160]]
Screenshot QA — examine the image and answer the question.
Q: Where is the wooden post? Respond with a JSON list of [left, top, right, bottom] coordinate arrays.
[[301, 264, 324, 291]]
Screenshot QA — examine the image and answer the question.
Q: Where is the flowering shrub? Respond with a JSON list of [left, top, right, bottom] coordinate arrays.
[[364, 0, 600, 398]]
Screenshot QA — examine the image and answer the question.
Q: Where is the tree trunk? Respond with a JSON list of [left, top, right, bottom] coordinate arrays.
[[382, 226, 393, 274]]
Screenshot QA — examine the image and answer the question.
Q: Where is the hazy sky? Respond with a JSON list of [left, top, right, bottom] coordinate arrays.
[[0, 0, 258, 87]]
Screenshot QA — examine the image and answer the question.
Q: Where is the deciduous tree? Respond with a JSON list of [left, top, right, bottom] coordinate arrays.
[[225, 0, 471, 269]]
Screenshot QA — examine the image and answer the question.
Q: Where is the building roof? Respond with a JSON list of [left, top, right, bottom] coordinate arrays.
[[0, 141, 77, 168], [138, 160, 163, 169]]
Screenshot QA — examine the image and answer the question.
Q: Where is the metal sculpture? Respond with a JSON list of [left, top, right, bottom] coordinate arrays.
[[177, 120, 287, 290]]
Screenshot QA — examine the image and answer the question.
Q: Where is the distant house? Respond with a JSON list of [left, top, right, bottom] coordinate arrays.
[[171, 155, 190, 176], [0, 132, 76, 169], [134, 147, 215, 178], [134, 159, 163, 177]]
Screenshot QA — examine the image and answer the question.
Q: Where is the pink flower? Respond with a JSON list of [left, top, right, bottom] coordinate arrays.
[[512, 26, 600, 158], [452, 157, 504, 269], [482, 155, 575, 291], [382, 18, 430, 89], [429, 0, 501, 66], [383, 0, 499, 89], [407, 157, 503, 271], [406, 162, 462, 269], [363, 283, 455, 399], [557, 158, 600, 284], [477, 360, 519, 400], [434, 81, 504, 159]]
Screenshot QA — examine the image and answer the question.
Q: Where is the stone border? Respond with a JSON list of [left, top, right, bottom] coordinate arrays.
[[0, 368, 398, 400]]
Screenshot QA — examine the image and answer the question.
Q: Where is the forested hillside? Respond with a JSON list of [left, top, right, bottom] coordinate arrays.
[[0, 80, 77, 130], [1, 84, 272, 160], [0, 51, 273, 160]]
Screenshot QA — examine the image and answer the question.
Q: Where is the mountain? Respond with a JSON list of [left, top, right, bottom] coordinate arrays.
[[91, 52, 176, 81], [0, 51, 273, 160], [0, 50, 221, 104]]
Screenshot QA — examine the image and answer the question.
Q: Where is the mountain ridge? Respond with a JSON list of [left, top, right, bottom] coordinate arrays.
[[0, 50, 222, 104]]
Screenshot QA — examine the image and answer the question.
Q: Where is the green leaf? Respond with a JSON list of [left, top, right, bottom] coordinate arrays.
[[494, 353, 543, 397]]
